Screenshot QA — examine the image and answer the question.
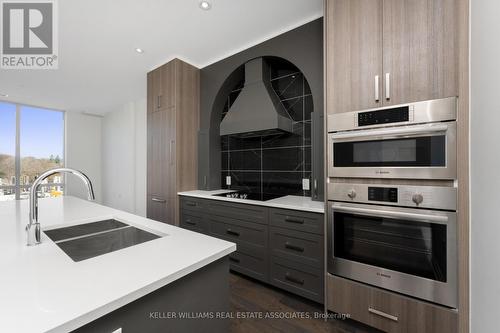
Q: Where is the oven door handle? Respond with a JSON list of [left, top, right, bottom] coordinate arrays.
[[331, 204, 449, 223], [330, 123, 449, 141]]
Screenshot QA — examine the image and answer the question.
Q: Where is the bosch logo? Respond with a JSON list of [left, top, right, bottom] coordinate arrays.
[[377, 272, 391, 279]]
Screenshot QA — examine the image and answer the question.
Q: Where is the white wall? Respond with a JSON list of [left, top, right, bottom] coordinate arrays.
[[471, 1, 500, 332], [65, 112, 102, 202], [101, 99, 147, 216]]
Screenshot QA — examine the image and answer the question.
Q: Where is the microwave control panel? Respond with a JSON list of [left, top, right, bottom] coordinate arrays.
[[358, 106, 409, 127]]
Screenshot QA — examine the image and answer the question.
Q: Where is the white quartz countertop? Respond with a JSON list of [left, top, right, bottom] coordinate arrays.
[[0, 196, 236, 333], [177, 190, 325, 214]]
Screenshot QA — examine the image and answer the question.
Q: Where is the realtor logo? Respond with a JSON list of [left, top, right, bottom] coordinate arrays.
[[1, 0, 58, 69]]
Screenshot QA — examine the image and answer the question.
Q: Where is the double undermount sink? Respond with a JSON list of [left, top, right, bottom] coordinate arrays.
[[44, 219, 163, 262]]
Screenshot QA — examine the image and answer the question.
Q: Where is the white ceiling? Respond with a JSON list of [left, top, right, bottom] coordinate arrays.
[[0, 0, 323, 114]]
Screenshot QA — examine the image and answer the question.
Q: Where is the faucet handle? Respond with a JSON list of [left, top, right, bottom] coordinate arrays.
[[26, 223, 41, 246]]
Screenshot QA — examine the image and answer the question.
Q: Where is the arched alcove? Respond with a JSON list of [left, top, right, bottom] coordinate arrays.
[[197, 19, 323, 196], [211, 56, 314, 197]]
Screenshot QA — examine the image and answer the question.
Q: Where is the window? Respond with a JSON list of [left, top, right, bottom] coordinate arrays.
[[0, 102, 64, 201]]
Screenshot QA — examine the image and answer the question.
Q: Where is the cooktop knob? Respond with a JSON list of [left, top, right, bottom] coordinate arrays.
[[412, 193, 424, 205], [347, 189, 356, 199]]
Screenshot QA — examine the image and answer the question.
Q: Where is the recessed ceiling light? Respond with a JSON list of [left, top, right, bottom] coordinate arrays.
[[0, 93, 8, 97], [135, 48, 144, 53], [199, 1, 211, 10]]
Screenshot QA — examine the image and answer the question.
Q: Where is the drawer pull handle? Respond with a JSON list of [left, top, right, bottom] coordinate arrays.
[[285, 242, 304, 252], [151, 197, 166, 203], [226, 229, 240, 237], [185, 219, 196, 225], [285, 273, 304, 285], [368, 307, 399, 322], [284, 217, 304, 224], [229, 257, 240, 263], [186, 202, 197, 207]]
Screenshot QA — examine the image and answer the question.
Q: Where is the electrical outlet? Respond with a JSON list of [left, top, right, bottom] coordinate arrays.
[[302, 178, 310, 191], [226, 176, 231, 186]]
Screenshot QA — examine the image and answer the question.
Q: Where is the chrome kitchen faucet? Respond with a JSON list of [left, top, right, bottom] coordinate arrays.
[[26, 168, 95, 246]]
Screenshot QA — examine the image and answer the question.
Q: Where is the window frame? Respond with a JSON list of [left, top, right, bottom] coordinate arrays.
[[0, 101, 65, 200]]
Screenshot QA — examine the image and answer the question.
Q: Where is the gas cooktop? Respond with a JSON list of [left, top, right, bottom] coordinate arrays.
[[213, 191, 285, 201]]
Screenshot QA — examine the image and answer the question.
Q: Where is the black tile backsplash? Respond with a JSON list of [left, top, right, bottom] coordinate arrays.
[[222, 171, 261, 194], [228, 150, 261, 171], [281, 96, 306, 121], [220, 58, 313, 198], [271, 73, 305, 100], [262, 147, 304, 171], [263, 171, 312, 197]]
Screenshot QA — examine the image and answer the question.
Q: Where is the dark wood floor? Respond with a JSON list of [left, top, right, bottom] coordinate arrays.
[[229, 272, 380, 333]]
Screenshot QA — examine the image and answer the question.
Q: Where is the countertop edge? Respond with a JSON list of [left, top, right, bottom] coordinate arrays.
[[48, 245, 236, 333], [177, 191, 325, 214]]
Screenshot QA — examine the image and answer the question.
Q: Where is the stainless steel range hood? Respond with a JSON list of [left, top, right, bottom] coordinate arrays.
[[220, 58, 293, 137]]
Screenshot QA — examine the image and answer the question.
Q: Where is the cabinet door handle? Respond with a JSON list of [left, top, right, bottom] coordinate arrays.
[[186, 202, 197, 207], [285, 242, 304, 253], [229, 256, 240, 263], [285, 273, 304, 285], [169, 140, 175, 165], [151, 197, 166, 203], [157, 95, 161, 109], [313, 179, 318, 198], [385, 73, 391, 100], [226, 229, 240, 237], [374, 75, 380, 102], [368, 307, 398, 322], [185, 219, 196, 225], [284, 216, 304, 224]]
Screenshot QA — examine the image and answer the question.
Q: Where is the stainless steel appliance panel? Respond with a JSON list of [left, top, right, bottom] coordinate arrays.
[[327, 201, 457, 308], [327, 120, 457, 179], [328, 182, 457, 210], [327, 97, 457, 180], [327, 97, 457, 132]]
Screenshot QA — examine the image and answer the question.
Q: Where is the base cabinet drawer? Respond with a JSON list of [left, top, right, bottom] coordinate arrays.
[[180, 210, 209, 234], [209, 215, 268, 247], [228, 244, 268, 282], [208, 200, 268, 224], [180, 197, 205, 212], [269, 208, 324, 235], [270, 227, 323, 268], [327, 275, 458, 333], [270, 257, 324, 303]]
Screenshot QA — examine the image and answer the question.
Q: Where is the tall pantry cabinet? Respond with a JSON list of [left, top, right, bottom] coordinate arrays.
[[147, 59, 199, 225], [325, 0, 467, 332], [327, 0, 458, 114]]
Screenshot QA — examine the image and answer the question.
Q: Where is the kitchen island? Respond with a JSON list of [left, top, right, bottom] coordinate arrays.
[[0, 196, 236, 333]]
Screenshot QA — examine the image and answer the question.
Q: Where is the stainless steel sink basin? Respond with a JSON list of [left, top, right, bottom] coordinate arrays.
[[44, 220, 162, 262], [44, 219, 128, 242]]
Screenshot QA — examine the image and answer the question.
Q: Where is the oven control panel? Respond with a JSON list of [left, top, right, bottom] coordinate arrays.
[[328, 183, 457, 211], [368, 187, 398, 202]]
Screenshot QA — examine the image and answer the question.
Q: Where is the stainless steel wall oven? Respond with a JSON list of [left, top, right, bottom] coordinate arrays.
[[327, 183, 457, 308]]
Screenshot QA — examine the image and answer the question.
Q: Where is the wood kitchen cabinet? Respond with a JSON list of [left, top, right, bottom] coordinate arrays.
[[326, 0, 383, 114], [326, 0, 459, 114], [147, 59, 199, 225], [179, 196, 325, 303], [327, 274, 458, 333], [148, 61, 176, 111]]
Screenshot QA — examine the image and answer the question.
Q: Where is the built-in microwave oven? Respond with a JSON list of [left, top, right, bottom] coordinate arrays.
[[327, 97, 457, 179]]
